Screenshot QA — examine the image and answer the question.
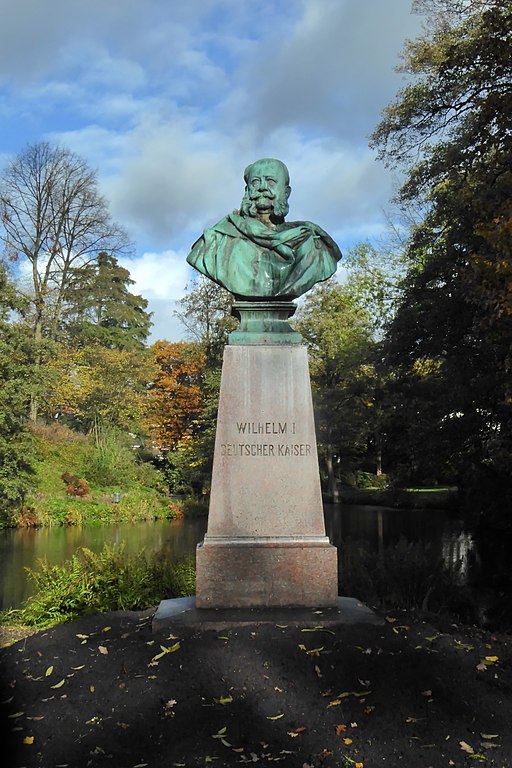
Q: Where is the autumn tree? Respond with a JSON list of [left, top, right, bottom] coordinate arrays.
[[144, 342, 205, 453], [42, 345, 153, 433], [0, 141, 131, 419]]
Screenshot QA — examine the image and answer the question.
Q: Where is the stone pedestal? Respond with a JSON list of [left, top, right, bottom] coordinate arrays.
[[196, 344, 338, 608]]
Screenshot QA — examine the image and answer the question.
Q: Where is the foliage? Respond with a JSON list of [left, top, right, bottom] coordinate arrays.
[[295, 278, 379, 487], [370, 0, 512, 487], [175, 276, 238, 367], [41, 344, 153, 431], [0, 142, 131, 421], [0, 264, 36, 521], [145, 341, 205, 452], [341, 536, 465, 613], [0, 544, 193, 628], [167, 555, 196, 597], [59, 252, 152, 350], [17, 426, 170, 527], [160, 367, 221, 495]]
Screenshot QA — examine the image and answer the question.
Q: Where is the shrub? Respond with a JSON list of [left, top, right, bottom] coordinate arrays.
[[1, 543, 194, 628], [340, 536, 465, 613]]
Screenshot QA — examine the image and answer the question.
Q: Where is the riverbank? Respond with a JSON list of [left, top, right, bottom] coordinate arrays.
[[2, 605, 511, 767], [337, 486, 459, 510]]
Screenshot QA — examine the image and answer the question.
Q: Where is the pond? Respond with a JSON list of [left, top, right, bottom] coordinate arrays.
[[0, 504, 473, 611]]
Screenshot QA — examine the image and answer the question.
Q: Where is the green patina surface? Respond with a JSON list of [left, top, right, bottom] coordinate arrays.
[[187, 159, 342, 338]]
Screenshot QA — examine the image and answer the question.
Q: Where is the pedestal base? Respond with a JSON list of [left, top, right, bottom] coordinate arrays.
[[196, 537, 338, 608]]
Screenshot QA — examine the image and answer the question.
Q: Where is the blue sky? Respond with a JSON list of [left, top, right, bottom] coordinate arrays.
[[0, 0, 423, 341]]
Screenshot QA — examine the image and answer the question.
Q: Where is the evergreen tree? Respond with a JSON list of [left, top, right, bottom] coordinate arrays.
[[60, 252, 152, 350]]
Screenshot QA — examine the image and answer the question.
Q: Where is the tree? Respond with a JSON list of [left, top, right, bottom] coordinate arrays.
[[295, 278, 378, 497], [42, 345, 153, 433], [175, 276, 238, 368], [59, 252, 152, 350], [370, 0, 512, 486], [0, 141, 131, 419], [144, 342, 205, 453], [0, 263, 36, 518]]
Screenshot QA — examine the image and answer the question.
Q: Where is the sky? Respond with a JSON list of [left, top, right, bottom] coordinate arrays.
[[0, 0, 424, 342]]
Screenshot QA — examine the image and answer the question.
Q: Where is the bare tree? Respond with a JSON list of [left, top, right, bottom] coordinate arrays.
[[0, 141, 132, 419]]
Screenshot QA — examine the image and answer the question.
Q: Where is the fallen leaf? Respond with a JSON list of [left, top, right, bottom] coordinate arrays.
[[98, 646, 108, 655], [51, 680, 65, 689], [314, 664, 322, 678], [102, 626, 111, 632], [214, 695, 233, 705], [335, 724, 347, 735], [306, 646, 324, 656], [421, 690, 433, 697], [71, 665, 85, 671], [480, 734, 498, 739], [480, 742, 499, 749], [476, 662, 487, 671], [267, 713, 284, 720], [8, 712, 24, 719], [301, 627, 335, 635], [45, 666, 53, 677], [355, 763, 364, 768], [89, 684, 95, 693], [343, 737, 353, 745], [385, 616, 396, 623], [459, 740, 475, 754], [484, 655, 499, 663], [27, 716, 45, 721], [23, 736, 34, 745]]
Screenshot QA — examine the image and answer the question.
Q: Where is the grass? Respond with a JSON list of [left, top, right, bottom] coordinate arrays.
[[6, 424, 178, 528]]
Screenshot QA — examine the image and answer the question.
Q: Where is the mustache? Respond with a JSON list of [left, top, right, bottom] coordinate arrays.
[[249, 189, 275, 199]]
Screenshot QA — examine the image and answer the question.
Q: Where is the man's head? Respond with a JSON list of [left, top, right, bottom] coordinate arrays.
[[240, 158, 291, 222]]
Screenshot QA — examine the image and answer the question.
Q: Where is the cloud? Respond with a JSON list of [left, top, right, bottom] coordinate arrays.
[[126, 249, 193, 342], [0, 0, 424, 340]]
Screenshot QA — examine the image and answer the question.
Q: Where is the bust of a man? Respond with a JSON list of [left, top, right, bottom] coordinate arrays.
[[187, 158, 341, 300]]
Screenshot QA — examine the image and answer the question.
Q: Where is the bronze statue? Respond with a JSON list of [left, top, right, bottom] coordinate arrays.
[[187, 158, 341, 300]]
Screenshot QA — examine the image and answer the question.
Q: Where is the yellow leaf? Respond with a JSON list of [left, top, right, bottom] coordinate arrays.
[[90, 684, 95, 693], [102, 626, 111, 632], [51, 679, 65, 689], [76, 634, 89, 640], [343, 737, 353, 745], [45, 666, 53, 677], [267, 713, 284, 720], [214, 695, 233, 705], [8, 712, 24, 718], [71, 665, 85, 671], [23, 736, 34, 745], [484, 655, 499, 663]]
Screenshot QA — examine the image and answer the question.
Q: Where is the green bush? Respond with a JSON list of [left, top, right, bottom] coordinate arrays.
[[1, 543, 195, 629], [341, 536, 465, 613]]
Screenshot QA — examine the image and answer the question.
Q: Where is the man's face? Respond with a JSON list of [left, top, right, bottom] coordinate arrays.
[[244, 161, 290, 219]]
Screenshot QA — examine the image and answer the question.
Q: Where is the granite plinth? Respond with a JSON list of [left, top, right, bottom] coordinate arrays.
[[196, 537, 337, 608], [196, 345, 338, 609]]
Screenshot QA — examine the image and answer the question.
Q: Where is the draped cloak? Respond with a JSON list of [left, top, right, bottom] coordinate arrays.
[[187, 213, 341, 299]]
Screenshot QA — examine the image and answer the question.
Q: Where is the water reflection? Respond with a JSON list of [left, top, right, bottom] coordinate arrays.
[[0, 505, 475, 611], [324, 503, 475, 580], [0, 518, 208, 611]]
